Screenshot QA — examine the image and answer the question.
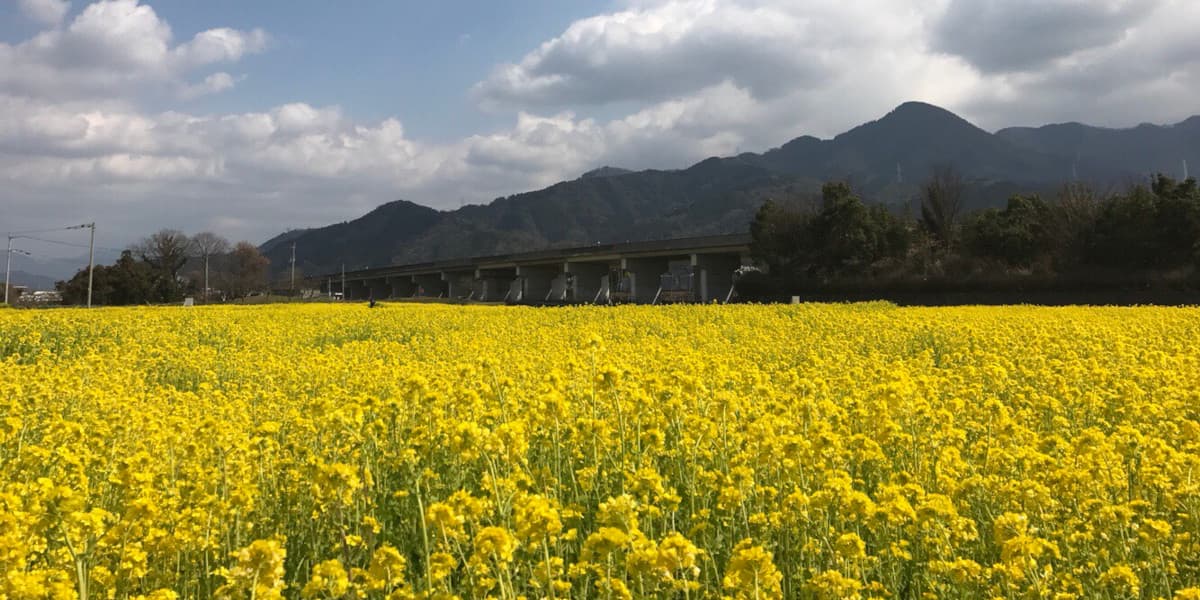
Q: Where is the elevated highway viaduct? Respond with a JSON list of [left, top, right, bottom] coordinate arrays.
[[320, 233, 752, 305]]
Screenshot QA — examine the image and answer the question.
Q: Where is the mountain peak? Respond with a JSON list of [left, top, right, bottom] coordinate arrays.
[[833, 100, 986, 147], [581, 166, 633, 179], [879, 101, 975, 128], [892, 100, 951, 114], [1176, 115, 1200, 129], [258, 102, 1200, 276]]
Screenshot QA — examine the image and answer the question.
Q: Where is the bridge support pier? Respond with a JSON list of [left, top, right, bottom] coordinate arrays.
[[692, 253, 743, 303], [442, 271, 475, 300], [413, 274, 445, 298], [621, 257, 670, 304], [475, 268, 517, 302], [390, 276, 416, 298], [517, 265, 560, 303], [567, 262, 610, 303]]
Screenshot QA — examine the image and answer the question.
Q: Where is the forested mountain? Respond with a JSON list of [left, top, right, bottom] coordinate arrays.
[[995, 117, 1200, 182], [263, 102, 1200, 277]]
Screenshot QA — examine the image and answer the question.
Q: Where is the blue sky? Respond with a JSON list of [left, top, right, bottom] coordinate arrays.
[[2, 1, 613, 139], [2, 0, 1198, 254], [148, 2, 615, 138]]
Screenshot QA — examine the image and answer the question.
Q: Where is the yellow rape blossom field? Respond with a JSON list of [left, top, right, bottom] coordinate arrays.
[[3, 302, 1200, 600]]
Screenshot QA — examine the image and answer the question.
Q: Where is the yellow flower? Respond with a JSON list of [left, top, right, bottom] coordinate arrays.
[[835, 532, 866, 560], [473, 526, 518, 563], [366, 545, 408, 592], [582, 527, 630, 562], [723, 539, 782, 599], [514, 494, 562, 545], [806, 569, 863, 600], [428, 552, 457, 583], [6, 302, 1200, 598], [215, 537, 287, 600], [301, 559, 350, 599], [656, 532, 700, 576], [1098, 564, 1140, 598]]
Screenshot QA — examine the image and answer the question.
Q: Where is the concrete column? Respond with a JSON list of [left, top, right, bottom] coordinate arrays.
[[475, 268, 518, 302], [390, 276, 416, 298], [566, 262, 610, 303], [550, 267, 570, 303], [412, 273, 445, 298], [367, 278, 390, 300], [442, 271, 475, 300], [621, 257, 670, 304], [507, 278, 523, 303], [693, 253, 744, 303], [517, 265, 560, 303], [346, 280, 368, 301]]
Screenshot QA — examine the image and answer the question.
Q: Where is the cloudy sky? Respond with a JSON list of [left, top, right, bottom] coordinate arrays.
[[3, 0, 1198, 254]]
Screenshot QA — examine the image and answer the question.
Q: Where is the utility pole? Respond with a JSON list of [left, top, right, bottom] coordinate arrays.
[[290, 241, 297, 297], [3, 235, 10, 305], [4, 242, 32, 305], [203, 253, 210, 303], [341, 263, 346, 301], [63, 223, 95, 307], [86, 222, 95, 308], [5, 224, 94, 306]]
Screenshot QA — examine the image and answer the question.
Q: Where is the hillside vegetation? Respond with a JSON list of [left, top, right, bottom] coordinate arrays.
[[263, 102, 1200, 277]]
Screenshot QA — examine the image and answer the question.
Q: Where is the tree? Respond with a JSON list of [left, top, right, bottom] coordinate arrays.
[[107, 250, 156, 304], [190, 232, 230, 303], [222, 242, 269, 299], [135, 229, 192, 302], [1149, 174, 1200, 266], [56, 250, 154, 305], [964, 195, 1054, 268], [810, 182, 910, 278], [1048, 182, 1099, 267], [58, 266, 111, 306], [750, 183, 911, 286], [919, 165, 965, 248], [749, 199, 811, 275], [1087, 175, 1200, 269]]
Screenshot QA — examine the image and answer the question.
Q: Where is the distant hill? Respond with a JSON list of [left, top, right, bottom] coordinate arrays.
[[743, 102, 1068, 187], [268, 200, 442, 276], [995, 117, 1200, 184], [7, 270, 57, 291], [6, 250, 122, 289], [259, 228, 310, 256], [580, 166, 633, 179], [263, 102, 1200, 276]]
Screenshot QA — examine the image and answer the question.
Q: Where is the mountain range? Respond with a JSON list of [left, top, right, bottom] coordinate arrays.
[[226, 102, 1200, 277], [5, 250, 121, 291]]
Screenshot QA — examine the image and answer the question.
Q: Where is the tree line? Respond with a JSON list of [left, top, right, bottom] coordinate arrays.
[[57, 230, 270, 306], [740, 171, 1200, 300]]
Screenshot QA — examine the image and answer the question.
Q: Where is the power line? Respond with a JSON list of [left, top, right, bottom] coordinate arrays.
[[5, 224, 91, 236], [14, 234, 122, 253]]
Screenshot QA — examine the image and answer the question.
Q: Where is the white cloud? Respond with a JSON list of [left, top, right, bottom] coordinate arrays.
[[3, 0, 1199, 249], [174, 27, 269, 68], [0, 0, 268, 101], [933, 0, 1160, 73], [178, 72, 240, 99], [472, 0, 1198, 137], [17, 0, 70, 26], [473, 0, 893, 109]]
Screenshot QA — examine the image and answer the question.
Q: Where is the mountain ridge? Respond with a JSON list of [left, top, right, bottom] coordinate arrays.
[[257, 102, 1200, 277]]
